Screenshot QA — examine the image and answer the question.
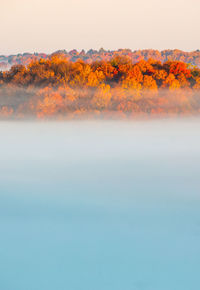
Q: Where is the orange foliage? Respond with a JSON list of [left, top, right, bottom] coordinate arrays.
[[0, 106, 14, 118], [0, 56, 200, 119]]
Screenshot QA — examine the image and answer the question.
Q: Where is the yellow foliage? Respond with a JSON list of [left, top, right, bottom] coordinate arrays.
[[92, 84, 111, 109]]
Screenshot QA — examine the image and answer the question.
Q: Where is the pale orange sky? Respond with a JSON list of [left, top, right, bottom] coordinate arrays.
[[1, 0, 200, 54]]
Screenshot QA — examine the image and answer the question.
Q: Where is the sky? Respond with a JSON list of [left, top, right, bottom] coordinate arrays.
[[1, 0, 200, 54]]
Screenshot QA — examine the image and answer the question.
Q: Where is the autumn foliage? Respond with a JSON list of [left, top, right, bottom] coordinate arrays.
[[2, 49, 200, 70], [0, 55, 200, 119]]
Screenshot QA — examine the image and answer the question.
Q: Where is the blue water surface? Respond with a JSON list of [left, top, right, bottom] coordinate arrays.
[[0, 120, 200, 290]]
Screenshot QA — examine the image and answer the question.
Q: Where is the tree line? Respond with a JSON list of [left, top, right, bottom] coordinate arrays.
[[1, 49, 200, 70], [0, 55, 200, 119]]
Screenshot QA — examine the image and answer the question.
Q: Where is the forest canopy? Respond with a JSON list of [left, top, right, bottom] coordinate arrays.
[[1, 49, 200, 70], [0, 54, 200, 119]]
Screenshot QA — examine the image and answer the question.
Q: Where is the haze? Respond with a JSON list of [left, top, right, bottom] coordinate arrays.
[[1, 0, 200, 54], [1, 120, 200, 290]]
